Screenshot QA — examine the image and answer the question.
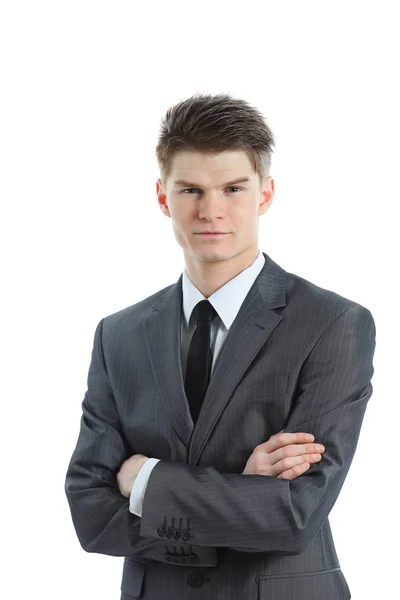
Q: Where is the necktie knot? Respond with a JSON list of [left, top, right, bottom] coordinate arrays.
[[193, 300, 216, 322]]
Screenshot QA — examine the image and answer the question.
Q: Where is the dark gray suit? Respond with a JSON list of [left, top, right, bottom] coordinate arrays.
[[65, 252, 376, 599]]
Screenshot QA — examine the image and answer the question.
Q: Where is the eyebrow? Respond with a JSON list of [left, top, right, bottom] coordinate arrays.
[[172, 177, 251, 188]]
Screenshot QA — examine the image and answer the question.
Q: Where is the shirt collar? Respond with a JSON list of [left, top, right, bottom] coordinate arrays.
[[182, 250, 265, 329]]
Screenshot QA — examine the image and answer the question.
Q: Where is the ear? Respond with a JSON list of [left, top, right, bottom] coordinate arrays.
[[156, 179, 171, 218], [258, 176, 274, 216]]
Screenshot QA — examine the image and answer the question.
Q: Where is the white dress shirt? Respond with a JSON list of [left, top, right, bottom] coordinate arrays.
[[129, 250, 265, 516]]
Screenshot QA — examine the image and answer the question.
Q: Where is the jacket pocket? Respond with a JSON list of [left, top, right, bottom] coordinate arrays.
[[258, 568, 351, 600], [121, 559, 146, 598]]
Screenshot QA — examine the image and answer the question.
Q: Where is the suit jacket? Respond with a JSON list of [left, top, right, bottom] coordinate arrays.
[[65, 251, 376, 600]]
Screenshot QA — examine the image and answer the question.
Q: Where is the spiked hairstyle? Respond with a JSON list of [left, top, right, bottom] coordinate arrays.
[[155, 93, 275, 191]]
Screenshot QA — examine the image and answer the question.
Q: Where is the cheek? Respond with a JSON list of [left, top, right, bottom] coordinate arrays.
[[171, 203, 192, 222], [171, 212, 191, 239], [230, 208, 256, 229]]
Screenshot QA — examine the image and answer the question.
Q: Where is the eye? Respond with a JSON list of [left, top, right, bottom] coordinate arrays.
[[182, 188, 201, 194]]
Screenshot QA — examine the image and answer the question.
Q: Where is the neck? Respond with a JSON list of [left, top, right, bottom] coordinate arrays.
[[184, 245, 259, 298]]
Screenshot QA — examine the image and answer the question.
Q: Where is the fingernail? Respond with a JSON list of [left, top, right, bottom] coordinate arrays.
[[306, 434, 314, 441]]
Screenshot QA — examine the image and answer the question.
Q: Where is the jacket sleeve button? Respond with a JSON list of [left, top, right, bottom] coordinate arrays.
[[188, 553, 199, 564], [166, 527, 176, 539], [157, 526, 167, 537], [164, 553, 172, 562]]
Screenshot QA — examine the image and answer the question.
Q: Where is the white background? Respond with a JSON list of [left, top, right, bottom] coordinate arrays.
[[1, 1, 398, 598]]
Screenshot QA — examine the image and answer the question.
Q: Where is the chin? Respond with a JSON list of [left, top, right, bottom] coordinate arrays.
[[195, 250, 233, 263]]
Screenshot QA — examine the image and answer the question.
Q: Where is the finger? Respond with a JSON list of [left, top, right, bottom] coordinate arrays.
[[271, 453, 322, 476], [271, 443, 325, 464], [277, 462, 311, 480], [258, 432, 316, 454]]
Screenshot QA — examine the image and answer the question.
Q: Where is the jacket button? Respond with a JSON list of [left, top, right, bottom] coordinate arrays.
[[180, 555, 189, 564], [188, 553, 199, 564], [157, 526, 167, 537], [172, 554, 180, 563], [182, 530, 192, 541], [166, 527, 176, 539], [188, 572, 203, 587], [164, 553, 172, 562], [175, 529, 183, 540]]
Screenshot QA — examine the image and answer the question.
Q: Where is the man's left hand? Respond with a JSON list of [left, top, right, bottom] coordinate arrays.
[[116, 454, 149, 498]]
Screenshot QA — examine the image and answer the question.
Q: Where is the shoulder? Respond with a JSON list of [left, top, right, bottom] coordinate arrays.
[[263, 251, 372, 317], [101, 280, 179, 334], [284, 268, 375, 332]]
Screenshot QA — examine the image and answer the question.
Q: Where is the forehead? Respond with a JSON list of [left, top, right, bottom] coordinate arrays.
[[169, 150, 256, 185]]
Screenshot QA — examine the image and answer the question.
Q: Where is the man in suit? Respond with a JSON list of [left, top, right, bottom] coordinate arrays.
[[65, 92, 376, 599]]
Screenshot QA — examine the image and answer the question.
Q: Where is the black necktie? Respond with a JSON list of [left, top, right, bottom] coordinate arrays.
[[185, 300, 216, 425]]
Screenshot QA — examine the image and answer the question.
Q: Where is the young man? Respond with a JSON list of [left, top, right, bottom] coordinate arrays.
[[65, 93, 376, 600]]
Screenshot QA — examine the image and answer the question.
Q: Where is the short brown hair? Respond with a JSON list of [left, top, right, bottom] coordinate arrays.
[[156, 93, 275, 189]]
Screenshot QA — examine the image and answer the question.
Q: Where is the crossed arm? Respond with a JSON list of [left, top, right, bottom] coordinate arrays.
[[116, 430, 326, 502], [65, 305, 375, 559]]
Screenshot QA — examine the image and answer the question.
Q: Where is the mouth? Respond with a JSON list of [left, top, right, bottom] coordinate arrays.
[[195, 232, 229, 237]]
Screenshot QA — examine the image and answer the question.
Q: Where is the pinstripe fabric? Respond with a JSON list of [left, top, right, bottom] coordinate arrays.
[[65, 252, 375, 599]]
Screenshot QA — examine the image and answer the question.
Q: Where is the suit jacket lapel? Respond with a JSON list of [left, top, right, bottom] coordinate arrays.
[[142, 276, 194, 448], [188, 253, 287, 464]]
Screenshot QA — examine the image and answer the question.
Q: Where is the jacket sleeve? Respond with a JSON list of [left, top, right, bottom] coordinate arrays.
[[138, 305, 376, 555], [64, 318, 218, 565]]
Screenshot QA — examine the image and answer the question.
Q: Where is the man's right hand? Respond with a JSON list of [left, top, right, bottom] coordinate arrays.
[[242, 431, 325, 480]]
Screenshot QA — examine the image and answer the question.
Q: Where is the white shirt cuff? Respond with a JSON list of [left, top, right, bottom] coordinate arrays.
[[129, 458, 160, 517]]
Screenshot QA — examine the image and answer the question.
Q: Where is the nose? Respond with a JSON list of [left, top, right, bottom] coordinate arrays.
[[197, 192, 225, 221]]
